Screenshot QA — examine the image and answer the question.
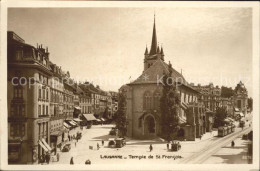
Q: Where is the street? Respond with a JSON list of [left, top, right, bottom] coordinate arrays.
[[48, 113, 252, 165]]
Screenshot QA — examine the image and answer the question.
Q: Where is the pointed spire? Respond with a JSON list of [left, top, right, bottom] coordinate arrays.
[[149, 14, 157, 55], [161, 46, 164, 56], [144, 45, 148, 55], [157, 45, 160, 53]]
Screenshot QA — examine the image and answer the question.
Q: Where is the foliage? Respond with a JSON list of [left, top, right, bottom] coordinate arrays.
[[213, 107, 228, 128], [115, 92, 127, 137], [248, 97, 253, 112], [160, 69, 181, 141], [221, 86, 234, 98]]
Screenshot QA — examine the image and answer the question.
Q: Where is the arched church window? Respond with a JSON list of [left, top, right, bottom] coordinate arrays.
[[153, 90, 161, 110], [143, 91, 152, 110]]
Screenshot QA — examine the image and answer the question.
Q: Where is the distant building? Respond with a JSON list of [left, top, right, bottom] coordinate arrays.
[[233, 81, 248, 115], [192, 83, 221, 112]]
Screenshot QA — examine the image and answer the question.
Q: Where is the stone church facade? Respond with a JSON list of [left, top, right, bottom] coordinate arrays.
[[122, 17, 213, 140]]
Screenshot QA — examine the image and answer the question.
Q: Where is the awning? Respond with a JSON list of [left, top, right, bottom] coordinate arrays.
[[73, 118, 83, 122], [74, 106, 81, 110], [41, 138, 52, 151], [100, 118, 105, 122], [234, 108, 239, 112], [181, 102, 188, 110], [83, 114, 97, 121], [63, 122, 71, 129], [38, 140, 48, 152], [69, 120, 77, 126]]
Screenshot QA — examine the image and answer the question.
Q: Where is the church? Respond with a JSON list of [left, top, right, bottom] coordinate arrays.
[[121, 16, 212, 140]]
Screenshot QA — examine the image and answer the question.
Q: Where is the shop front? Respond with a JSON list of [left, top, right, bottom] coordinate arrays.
[[8, 141, 22, 164]]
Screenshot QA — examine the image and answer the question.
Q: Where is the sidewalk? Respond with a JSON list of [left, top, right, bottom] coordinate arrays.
[[203, 135, 251, 164]]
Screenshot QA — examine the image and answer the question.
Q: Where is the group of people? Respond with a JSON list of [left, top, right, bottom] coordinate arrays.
[[39, 152, 51, 164]]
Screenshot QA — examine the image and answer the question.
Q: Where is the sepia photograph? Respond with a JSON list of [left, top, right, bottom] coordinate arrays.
[[0, 1, 259, 170]]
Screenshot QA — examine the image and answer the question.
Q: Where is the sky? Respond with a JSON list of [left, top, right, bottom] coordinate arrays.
[[8, 8, 252, 96]]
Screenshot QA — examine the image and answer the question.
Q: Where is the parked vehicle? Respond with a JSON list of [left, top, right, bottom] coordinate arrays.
[[115, 138, 126, 148], [62, 144, 71, 152], [170, 141, 181, 151]]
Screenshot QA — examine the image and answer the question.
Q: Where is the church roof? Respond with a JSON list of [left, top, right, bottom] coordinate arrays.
[[129, 58, 187, 85]]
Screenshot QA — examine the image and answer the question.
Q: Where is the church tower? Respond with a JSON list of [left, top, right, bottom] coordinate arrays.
[[144, 15, 164, 71]]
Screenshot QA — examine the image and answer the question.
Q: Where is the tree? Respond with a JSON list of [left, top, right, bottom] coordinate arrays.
[[213, 107, 228, 128], [221, 86, 234, 98], [115, 92, 127, 137], [160, 67, 181, 141], [248, 97, 253, 112]]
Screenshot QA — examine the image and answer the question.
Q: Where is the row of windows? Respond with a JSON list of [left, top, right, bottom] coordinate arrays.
[[143, 90, 161, 110], [80, 98, 91, 104], [81, 106, 92, 114], [10, 104, 25, 117], [13, 86, 23, 99], [38, 104, 49, 116], [10, 123, 25, 137], [38, 87, 49, 100]]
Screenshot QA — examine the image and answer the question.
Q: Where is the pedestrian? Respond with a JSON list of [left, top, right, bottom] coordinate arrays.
[[167, 143, 169, 150], [102, 140, 104, 146], [97, 143, 100, 150], [42, 153, 46, 163], [231, 140, 235, 147], [45, 153, 50, 164], [56, 152, 60, 162], [70, 157, 74, 164], [75, 141, 77, 147], [200, 135, 202, 140], [68, 135, 70, 141], [149, 144, 153, 152]]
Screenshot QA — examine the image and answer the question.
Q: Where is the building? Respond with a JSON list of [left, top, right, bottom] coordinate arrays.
[[49, 63, 66, 154], [191, 83, 221, 112], [123, 17, 209, 140], [109, 91, 119, 118], [220, 97, 233, 116], [233, 81, 248, 115], [8, 31, 52, 164]]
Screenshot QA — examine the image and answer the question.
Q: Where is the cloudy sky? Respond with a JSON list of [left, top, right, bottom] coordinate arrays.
[[8, 8, 252, 96]]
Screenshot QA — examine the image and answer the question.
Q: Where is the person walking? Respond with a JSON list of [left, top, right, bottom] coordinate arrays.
[[149, 144, 153, 152], [97, 143, 100, 150], [231, 140, 235, 147], [70, 157, 74, 164], [56, 152, 60, 162], [167, 143, 169, 150], [102, 140, 104, 146]]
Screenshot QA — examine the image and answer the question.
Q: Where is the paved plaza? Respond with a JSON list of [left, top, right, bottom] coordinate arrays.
[[47, 113, 252, 165]]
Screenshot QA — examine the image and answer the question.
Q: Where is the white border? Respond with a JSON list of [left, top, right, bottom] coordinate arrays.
[[0, 1, 259, 170]]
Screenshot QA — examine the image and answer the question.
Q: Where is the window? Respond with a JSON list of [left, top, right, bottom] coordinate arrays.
[[153, 90, 160, 110], [143, 91, 152, 110], [10, 104, 25, 117], [38, 105, 41, 116], [13, 86, 23, 98], [10, 123, 25, 137], [43, 89, 45, 100], [42, 105, 45, 115], [46, 89, 49, 100], [38, 87, 41, 99], [46, 106, 48, 115]]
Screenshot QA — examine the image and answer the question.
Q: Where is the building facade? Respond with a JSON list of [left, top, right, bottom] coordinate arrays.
[[124, 18, 210, 140], [8, 31, 52, 164], [191, 83, 221, 112], [233, 81, 248, 115]]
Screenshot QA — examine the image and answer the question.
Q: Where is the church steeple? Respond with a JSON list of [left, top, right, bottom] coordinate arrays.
[[149, 14, 157, 55], [144, 45, 148, 55]]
